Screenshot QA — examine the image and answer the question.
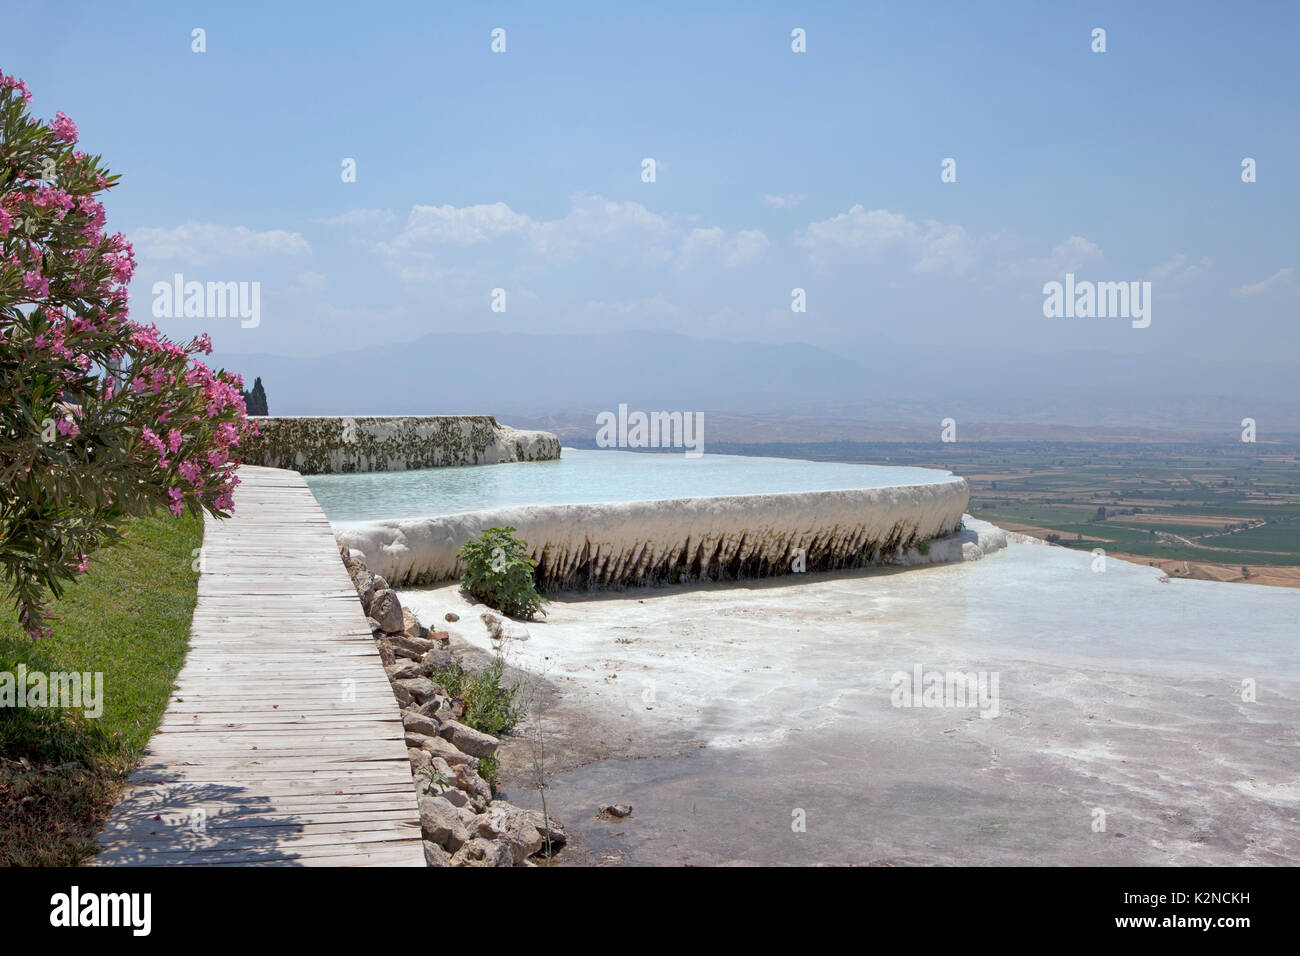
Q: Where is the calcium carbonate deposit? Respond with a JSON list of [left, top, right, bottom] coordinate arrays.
[[335, 478, 979, 588]]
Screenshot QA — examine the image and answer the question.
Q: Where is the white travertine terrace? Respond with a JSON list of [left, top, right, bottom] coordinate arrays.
[[336, 477, 986, 588], [243, 415, 560, 475]]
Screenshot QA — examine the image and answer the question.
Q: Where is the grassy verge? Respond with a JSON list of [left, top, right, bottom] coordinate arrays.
[[0, 512, 202, 865]]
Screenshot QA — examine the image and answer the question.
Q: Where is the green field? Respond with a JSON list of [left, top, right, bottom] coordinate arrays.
[[703, 439, 1300, 570]]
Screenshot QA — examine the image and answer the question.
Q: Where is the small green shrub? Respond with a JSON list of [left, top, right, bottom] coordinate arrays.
[[428, 653, 525, 790], [457, 526, 547, 620], [917, 540, 931, 556], [429, 654, 525, 740]]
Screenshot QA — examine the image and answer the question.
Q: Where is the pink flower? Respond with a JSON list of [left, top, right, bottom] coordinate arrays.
[[0, 208, 10, 236], [21, 271, 50, 297], [56, 417, 79, 438], [178, 458, 204, 487], [0, 71, 32, 104], [50, 111, 78, 143], [166, 488, 185, 516], [140, 426, 168, 460]]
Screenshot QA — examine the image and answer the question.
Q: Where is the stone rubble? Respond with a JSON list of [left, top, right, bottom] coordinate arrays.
[[340, 544, 563, 867]]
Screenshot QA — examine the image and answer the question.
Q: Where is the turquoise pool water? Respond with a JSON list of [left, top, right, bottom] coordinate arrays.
[[305, 448, 956, 522]]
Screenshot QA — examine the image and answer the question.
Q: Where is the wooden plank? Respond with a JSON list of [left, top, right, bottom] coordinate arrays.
[[93, 465, 424, 867]]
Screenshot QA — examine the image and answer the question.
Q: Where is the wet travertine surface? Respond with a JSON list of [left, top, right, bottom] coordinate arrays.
[[401, 528, 1300, 866]]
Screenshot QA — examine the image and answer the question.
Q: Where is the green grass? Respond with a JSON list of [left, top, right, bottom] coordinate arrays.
[[1199, 520, 1300, 552], [0, 512, 202, 865], [700, 437, 1300, 573]]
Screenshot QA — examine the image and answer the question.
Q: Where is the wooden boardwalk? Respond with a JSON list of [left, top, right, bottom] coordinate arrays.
[[93, 466, 424, 866]]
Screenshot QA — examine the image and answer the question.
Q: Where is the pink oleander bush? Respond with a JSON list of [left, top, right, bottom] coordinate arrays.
[[0, 70, 257, 637]]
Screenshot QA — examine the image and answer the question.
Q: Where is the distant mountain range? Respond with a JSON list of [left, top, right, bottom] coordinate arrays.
[[211, 330, 1300, 436]]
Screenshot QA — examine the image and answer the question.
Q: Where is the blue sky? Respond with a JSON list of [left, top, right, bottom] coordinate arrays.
[[5, 0, 1297, 363]]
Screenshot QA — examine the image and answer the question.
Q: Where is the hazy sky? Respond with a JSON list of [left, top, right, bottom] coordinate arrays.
[[6, 1, 1297, 364]]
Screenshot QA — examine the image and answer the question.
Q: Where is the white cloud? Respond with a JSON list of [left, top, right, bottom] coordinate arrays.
[[763, 193, 805, 209], [1232, 267, 1294, 297], [797, 205, 980, 276], [131, 222, 311, 265], [1149, 253, 1211, 283], [726, 229, 770, 267], [380, 193, 764, 281], [677, 226, 769, 270], [395, 201, 535, 247], [531, 194, 671, 259], [997, 235, 1103, 283]]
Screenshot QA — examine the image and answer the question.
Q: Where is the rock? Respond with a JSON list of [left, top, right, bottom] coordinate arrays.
[[501, 620, 530, 641], [429, 630, 450, 643], [390, 677, 413, 707], [373, 575, 389, 591], [418, 794, 470, 851], [439, 787, 470, 809], [437, 719, 499, 758], [415, 694, 457, 719], [390, 644, 422, 664], [524, 809, 567, 848], [451, 762, 492, 810], [347, 548, 367, 564], [402, 711, 441, 737], [405, 731, 439, 750], [418, 734, 479, 768], [480, 610, 528, 641], [428, 756, 456, 778], [450, 838, 513, 868], [423, 840, 451, 867], [352, 570, 375, 613], [390, 632, 436, 658], [402, 609, 429, 641], [444, 612, 460, 622], [420, 646, 455, 674], [476, 803, 544, 864], [452, 804, 479, 830], [597, 803, 633, 820], [369, 589, 404, 634], [385, 660, 422, 681], [407, 748, 432, 773], [375, 638, 397, 668], [395, 677, 440, 704]]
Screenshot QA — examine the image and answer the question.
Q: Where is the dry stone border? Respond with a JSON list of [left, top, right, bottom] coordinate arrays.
[[339, 545, 566, 866]]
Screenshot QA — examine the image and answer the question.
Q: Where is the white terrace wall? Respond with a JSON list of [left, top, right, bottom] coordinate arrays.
[[243, 416, 561, 475], [336, 478, 974, 590]]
